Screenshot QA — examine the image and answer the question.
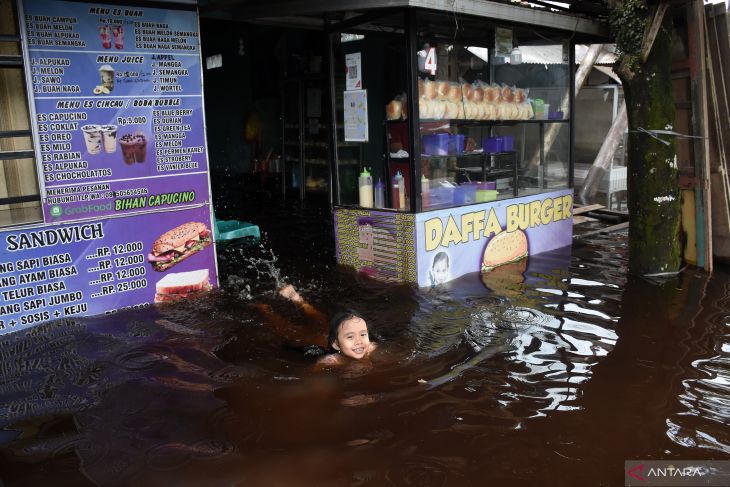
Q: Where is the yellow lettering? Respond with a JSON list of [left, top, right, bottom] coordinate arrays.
[[484, 208, 503, 238], [443, 216, 462, 247], [460, 211, 484, 243], [554, 196, 562, 221], [473, 211, 486, 240], [506, 203, 528, 232], [563, 195, 573, 218], [541, 197, 553, 225], [530, 200, 542, 228], [424, 217, 443, 252]]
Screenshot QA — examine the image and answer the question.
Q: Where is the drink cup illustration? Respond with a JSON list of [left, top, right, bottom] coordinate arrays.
[[81, 124, 102, 154], [113, 25, 124, 49], [119, 132, 148, 164], [101, 125, 118, 153], [99, 65, 115, 92], [99, 25, 111, 49]]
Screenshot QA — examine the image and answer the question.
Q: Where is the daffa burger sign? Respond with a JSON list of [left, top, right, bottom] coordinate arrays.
[[416, 189, 574, 287]]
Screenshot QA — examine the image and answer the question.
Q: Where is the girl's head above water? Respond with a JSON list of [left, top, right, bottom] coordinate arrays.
[[328, 310, 374, 360]]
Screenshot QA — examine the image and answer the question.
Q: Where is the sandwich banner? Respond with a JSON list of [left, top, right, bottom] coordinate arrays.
[[0, 206, 216, 336]]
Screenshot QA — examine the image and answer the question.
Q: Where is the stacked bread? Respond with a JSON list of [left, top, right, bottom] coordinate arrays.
[[386, 79, 534, 122]]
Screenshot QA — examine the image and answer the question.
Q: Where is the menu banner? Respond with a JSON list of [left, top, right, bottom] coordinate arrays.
[[0, 205, 217, 336], [21, 0, 210, 223]]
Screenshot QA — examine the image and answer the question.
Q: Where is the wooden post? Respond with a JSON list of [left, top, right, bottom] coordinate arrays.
[[528, 44, 603, 167], [578, 102, 628, 204]]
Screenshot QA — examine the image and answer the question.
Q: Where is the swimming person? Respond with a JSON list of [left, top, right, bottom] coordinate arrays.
[[255, 284, 376, 367], [316, 309, 378, 367]]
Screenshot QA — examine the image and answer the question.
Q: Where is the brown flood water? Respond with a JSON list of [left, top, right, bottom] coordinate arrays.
[[0, 198, 729, 486]]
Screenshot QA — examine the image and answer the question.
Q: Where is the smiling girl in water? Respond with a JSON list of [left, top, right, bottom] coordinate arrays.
[[316, 310, 378, 367], [257, 284, 376, 367]]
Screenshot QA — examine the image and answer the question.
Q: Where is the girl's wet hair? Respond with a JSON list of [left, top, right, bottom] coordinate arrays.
[[328, 309, 368, 351]]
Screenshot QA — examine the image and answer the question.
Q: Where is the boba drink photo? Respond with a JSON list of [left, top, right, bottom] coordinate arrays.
[[81, 124, 102, 154], [119, 132, 148, 164], [100, 125, 118, 154]]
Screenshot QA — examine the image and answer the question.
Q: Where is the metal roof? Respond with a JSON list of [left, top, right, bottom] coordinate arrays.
[[200, 0, 611, 42]]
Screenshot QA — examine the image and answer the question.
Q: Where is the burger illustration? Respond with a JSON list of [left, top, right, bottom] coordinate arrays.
[[148, 222, 212, 271], [481, 229, 528, 272]]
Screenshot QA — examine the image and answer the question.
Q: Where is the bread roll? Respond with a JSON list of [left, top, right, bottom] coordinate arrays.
[[500, 85, 514, 103], [447, 83, 462, 102], [484, 85, 499, 103], [444, 101, 459, 119], [424, 79, 437, 100], [436, 81, 449, 100], [461, 83, 473, 101], [514, 88, 526, 104], [386, 100, 402, 120]]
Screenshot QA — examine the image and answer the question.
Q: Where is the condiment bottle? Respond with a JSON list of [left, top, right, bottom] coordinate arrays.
[[421, 174, 430, 208], [358, 167, 373, 208], [392, 171, 405, 210], [374, 178, 385, 208]]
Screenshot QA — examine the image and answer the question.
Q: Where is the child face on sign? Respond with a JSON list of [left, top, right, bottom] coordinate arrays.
[[432, 259, 449, 284]]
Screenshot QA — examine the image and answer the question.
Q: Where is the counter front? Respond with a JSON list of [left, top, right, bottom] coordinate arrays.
[[335, 188, 573, 286]]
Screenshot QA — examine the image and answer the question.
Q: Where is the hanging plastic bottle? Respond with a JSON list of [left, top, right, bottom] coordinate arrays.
[[358, 167, 373, 208], [392, 171, 405, 210], [374, 178, 385, 208]]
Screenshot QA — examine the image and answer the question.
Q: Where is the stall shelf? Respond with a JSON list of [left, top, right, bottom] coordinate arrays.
[[330, 8, 580, 286]]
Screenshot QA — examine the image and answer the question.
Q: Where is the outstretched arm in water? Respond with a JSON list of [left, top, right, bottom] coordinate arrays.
[[252, 285, 328, 349]]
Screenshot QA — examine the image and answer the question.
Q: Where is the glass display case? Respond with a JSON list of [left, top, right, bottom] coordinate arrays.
[[282, 75, 331, 199], [330, 9, 574, 213]]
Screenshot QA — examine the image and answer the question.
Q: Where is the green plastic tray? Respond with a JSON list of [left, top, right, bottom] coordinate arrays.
[[214, 219, 260, 242]]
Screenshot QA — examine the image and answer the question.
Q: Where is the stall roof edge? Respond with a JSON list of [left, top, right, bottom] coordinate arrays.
[[199, 0, 610, 41]]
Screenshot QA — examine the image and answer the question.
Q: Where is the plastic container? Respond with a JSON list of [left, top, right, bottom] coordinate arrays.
[[532, 98, 545, 120], [358, 167, 373, 208], [392, 170, 405, 210], [215, 219, 261, 242], [483, 137, 503, 153], [549, 110, 564, 120], [448, 134, 465, 155], [476, 183, 498, 203], [541, 104, 550, 120], [453, 182, 477, 205], [502, 136, 514, 151], [421, 175, 430, 208], [429, 186, 454, 206], [374, 179, 385, 208], [422, 133, 449, 155]]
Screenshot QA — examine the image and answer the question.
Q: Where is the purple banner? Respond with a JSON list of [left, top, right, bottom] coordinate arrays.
[[21, 0, 210, 223], [0, 206, 217, 336], [415, 189, 574, 287]]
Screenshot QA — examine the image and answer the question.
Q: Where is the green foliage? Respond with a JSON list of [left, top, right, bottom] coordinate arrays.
[[609, 0, 649, 73]]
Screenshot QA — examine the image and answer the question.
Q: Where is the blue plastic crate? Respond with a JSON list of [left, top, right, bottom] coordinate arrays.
[[214, 219, 260, 242]]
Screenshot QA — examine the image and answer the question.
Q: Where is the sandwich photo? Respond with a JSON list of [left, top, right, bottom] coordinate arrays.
[[481, 229, 528, 272], [154, 269, 212, 303], [148, 221, 212, 271]]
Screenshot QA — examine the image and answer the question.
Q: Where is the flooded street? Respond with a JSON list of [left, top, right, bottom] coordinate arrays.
[[0, 195, 728, 486]]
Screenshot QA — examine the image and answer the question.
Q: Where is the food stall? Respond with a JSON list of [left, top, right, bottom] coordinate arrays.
[[329, 7, 602, 286]]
